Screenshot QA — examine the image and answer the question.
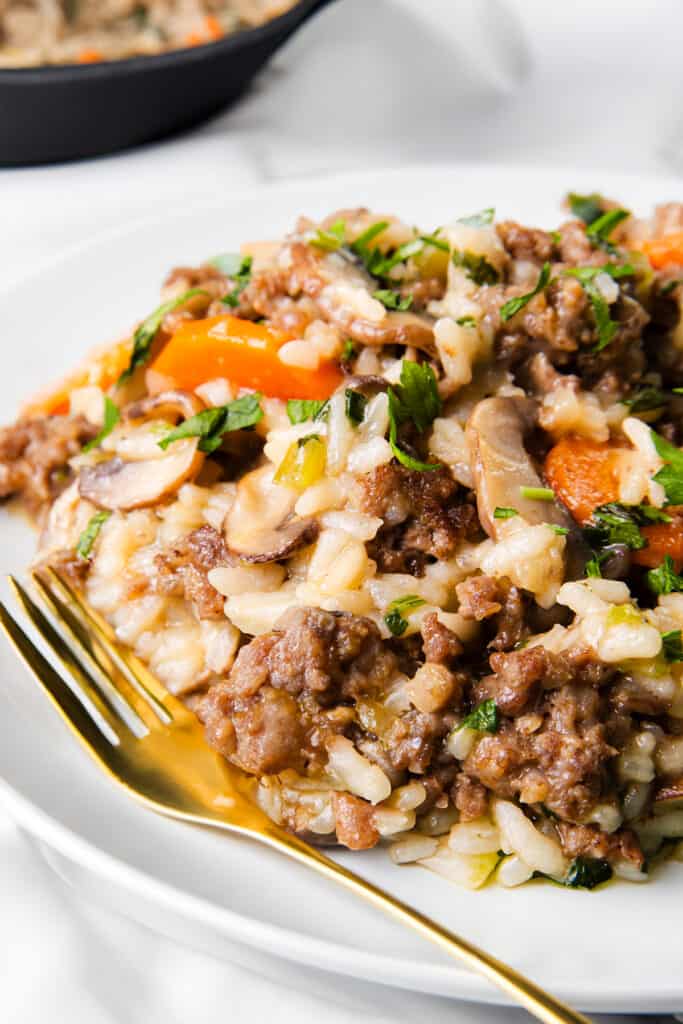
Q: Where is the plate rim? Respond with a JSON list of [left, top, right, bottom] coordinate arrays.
[[3, 160, 683, 1012]]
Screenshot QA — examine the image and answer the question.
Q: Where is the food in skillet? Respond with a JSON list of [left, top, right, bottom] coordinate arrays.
[[4, 195, 683, 892], [0, 0, 297, 66]]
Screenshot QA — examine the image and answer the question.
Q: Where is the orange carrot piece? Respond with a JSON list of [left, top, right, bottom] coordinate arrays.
[[544, 436, 624, 524], [641, 232, 683, 269], [150, 314, 343, 401], [77, 48, 103, 63]]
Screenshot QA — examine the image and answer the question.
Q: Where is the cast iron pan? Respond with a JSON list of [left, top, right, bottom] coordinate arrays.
[[0, 0, 336, 166]]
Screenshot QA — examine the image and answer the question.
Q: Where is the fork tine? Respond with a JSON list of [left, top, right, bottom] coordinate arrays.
[[46, 568, 178, 720], [0, 599, 121, 750], [33, 571, 168, 731]]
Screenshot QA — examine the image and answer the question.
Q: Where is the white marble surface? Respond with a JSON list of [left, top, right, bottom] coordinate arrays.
[[1, 1, 683, 1020]]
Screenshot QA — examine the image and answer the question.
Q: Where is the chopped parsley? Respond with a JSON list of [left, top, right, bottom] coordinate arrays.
[[458, 208, 495, 228], [385, 361, 442, 472], [547, 524, 569, 535], [158, 394, 263, 454], [419, 231, 450, 252], [662, 629, 683, 663], [373, 289, 413, 311], [460, 699, 499, 734], [384, 595, 426, 636], [500, 262, 551, 322], [564, 856, 613, 890], [494, 506, 518, 519], [117, 288, 207, 384], [344, 389, 367, 426], [585, 551, 610, 578], [221, 255, 253, 307], [310, 218, 346, 252], [520, 486, 554, 501], [76, 511, 111, 561], [583, 502, 671, 552], [455, 316, 476, 327], [587, 208, 629, 245], [82, 396, 120, 454], [350, 223, 424, 279], [651, 429, 683, 504], [568, 192, 604, 226], [622, 387, 668, 414], [563, 264, 633, 353], [452, 250, 499, 286], [286, 398, 328, 425], [341, 339, 356, 363], [647, 555, 683, 596]]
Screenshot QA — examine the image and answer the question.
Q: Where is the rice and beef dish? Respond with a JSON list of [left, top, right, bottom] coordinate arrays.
[[5, 195, 683, 891], [0, 0, 297, 66]]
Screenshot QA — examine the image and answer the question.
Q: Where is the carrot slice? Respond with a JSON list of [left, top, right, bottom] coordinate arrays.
[[544, 436, 624, 524], [641, 232, 683, 269], [149, 314, 343, 401], [77, 49, 103, 63], [634, 511, 683, 569]]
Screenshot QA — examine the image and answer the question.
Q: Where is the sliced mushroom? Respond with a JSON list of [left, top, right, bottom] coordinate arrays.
[[466, 395, 589, 577], [123, 389, 204, 424], [343, 374, 389, 395], [36, 481, 96, 560], [79, 389, 206, 511], [224, 463, 319, 563], [79, 442, 203, 511], [285, 241, 436, 355], [466, 397, 567, 538]]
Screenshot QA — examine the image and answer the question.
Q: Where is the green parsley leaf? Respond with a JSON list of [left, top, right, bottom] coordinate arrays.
[[622, 387, 668, 413], [158, 394, 263, 454], [460, 699, 499, 734], [452, 249, 500, 286], [585, 552, 609, 578], [419, 231, 450, 252], [651, 429, 683, 503], [341, 339, 356, 363], [118, 288, 207, 384], [221, 255, 253, 307], [494, 506, 518, 519], [500, 262, 551, 322], [564, 857, 613, 890], [562, 266, 629, 353], [458, 208, 495, 228], [345, 389, 367, 426], [386, 361, 443, 472], [587, 208, 629, 243], [76, 511, 111, 561], [568, 192, 604, 225], [647, 554, 683, 596], [287, 399, 328, 425], [384, 595, 426, 637], [310, 219, 346, 252], [548, 524, 569, 535], [373, 289, 413, 311], [82, 396, 120, 454], [351, 221, 391, 253], [455, 316, 476, 327], [582, 502, 671, 552], [520, 486, 554, 501], [662, 629, 683, 663]]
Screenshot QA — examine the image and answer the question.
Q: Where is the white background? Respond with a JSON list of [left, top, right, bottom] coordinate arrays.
[[1, 1, 683, 1020]]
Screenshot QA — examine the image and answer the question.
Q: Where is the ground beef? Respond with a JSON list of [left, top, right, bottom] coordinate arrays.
[[466, 670, 620, 821], [452, 773, 489, 822], [154, 525, 231, 619], [456, 575, 528, 652], [556, 821, 645, 868], [421, 612, 463, 665], [359, 463, 479, 576], [332, 792, 380, 850], [197, 608, 397, 776], [0, 414, 97, 517], [497, 221, 554, 264], [382, 709, 449, 774], [475, 646, 566, 717]]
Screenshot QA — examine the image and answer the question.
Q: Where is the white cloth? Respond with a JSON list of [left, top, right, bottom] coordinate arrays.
[[1, 1, 683, 1021]]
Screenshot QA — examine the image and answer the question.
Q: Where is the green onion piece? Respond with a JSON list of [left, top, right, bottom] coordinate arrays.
[[520, 486, 554, 501], [76, 511, 111, 561], [500, 262, 551, 322], [82, 396, 120, 454], [493, 506, 518, 519]]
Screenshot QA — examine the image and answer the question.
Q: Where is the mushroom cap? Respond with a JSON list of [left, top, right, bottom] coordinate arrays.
[[224, 463, 319, 564], [79, 440, 204, 511]]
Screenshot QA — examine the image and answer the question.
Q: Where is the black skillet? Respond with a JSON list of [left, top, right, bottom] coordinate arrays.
[[0, 0, 336, 166]]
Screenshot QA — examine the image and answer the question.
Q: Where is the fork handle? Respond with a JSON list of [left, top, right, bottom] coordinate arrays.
[[267, 828, 593, 1024]]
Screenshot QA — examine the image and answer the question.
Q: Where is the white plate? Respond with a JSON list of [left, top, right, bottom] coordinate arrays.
[[2, 163, 682, 1014]]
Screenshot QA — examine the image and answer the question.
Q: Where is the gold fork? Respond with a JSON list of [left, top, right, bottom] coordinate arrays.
[[0, 570, 592, 1024]]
